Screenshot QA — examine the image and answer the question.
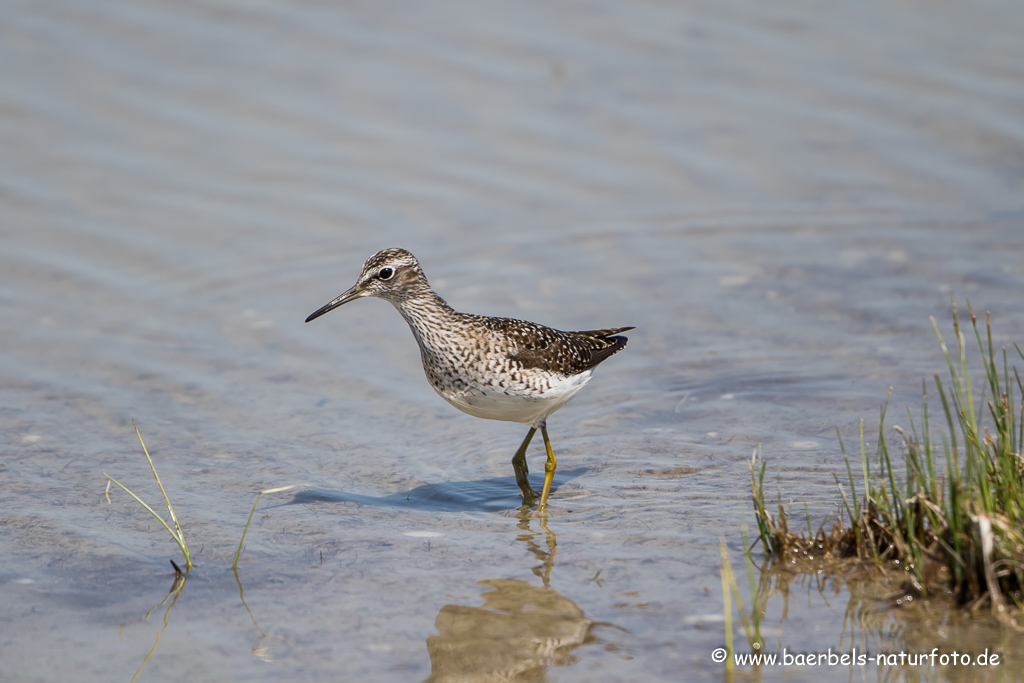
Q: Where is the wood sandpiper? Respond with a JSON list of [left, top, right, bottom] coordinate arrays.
[[305, 248, 632, 508]]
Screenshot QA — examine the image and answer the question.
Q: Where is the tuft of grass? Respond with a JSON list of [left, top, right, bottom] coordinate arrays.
[[752, 301, 1024, 627], [232, 484, 297, 570], [104, 423, 299, 573], [104, 421, 193, 571]]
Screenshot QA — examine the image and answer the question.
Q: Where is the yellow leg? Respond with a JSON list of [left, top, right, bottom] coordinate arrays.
[[511, 427, 538, 503], [539, 424, 557, 507]]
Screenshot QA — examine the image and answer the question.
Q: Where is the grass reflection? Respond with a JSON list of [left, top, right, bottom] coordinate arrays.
[[113, 562, 186, 683], [115, 563, 296, 680], [747, 564, 1024, 682], [232, 568, 293, 663]]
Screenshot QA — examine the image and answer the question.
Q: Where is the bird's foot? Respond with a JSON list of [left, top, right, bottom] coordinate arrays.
[[518, 485, 539, 506]]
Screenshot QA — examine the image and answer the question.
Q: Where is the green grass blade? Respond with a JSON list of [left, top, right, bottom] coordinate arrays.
[[133, 421, 185, 546], [232, 485, 298, 570], [104, 473, 190, 568], [836, 427, 860, 522]]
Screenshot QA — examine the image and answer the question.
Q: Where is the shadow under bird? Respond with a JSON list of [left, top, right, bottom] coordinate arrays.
[[305, 248, 632, 507]]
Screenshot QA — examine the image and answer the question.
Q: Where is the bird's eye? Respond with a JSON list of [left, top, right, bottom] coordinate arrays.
[[378, 267, 395, 280]]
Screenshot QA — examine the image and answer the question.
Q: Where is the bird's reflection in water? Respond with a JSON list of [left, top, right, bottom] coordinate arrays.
[[517, 508, 557, 588], [424, 509, 610, 683]]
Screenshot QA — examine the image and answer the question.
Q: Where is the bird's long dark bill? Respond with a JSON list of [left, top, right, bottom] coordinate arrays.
[[305, 285, 364, 323]]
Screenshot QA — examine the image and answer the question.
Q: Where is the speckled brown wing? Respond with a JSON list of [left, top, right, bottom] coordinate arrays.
[[506, 324, 633, 375]]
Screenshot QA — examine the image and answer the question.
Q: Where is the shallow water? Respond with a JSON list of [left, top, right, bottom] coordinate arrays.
[[2, 1, 1024, 681]]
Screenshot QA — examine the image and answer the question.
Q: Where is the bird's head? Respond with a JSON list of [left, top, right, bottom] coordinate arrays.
[[305, 248, 429, 322]]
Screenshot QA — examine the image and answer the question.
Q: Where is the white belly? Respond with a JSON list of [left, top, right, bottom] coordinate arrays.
[[440, 369, 594, 427]]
